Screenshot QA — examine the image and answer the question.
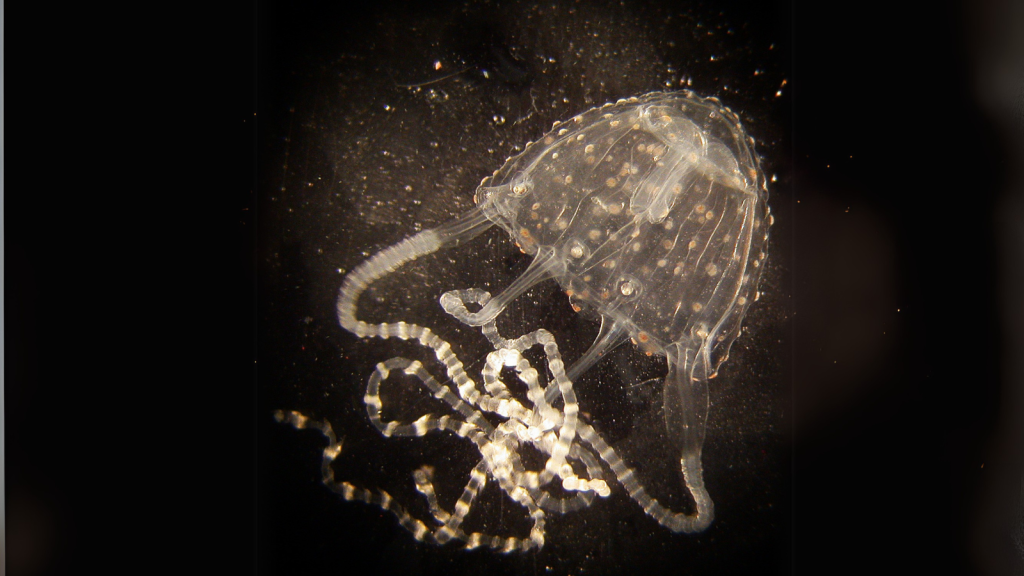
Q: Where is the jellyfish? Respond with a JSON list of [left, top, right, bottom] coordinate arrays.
[[317, 90, 769, 546]]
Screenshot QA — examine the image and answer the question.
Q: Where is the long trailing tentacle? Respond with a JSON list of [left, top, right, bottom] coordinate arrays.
[[283, 282, 717, 552], [278, 289, 616, 551], [336, 206, 492, 338]]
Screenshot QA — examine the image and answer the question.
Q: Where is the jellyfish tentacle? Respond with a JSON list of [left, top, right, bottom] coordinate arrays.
[[576, 417, 713, 534], [363, 352, 552, 551], [336, 206, 492, 337], [445, 289, 715, 533], [286, 284, 722, 549], [319, 293, 619, 551], [662, 344, 709, 457], [272, 410, 440, 546], [660, 341, 714, 531], [443, 245, 563, 326], [442, 290, 586, 494], [552, 316, 630, 404]]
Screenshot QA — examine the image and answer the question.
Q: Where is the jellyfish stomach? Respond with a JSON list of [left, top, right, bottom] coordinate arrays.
[[336, 206, 492, 337]]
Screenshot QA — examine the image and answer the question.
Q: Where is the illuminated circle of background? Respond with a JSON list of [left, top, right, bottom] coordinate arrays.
[[261, 1, 789, 574]]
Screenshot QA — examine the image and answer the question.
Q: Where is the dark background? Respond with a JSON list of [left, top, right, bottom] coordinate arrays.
[[6, 0, 1021, 574]]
